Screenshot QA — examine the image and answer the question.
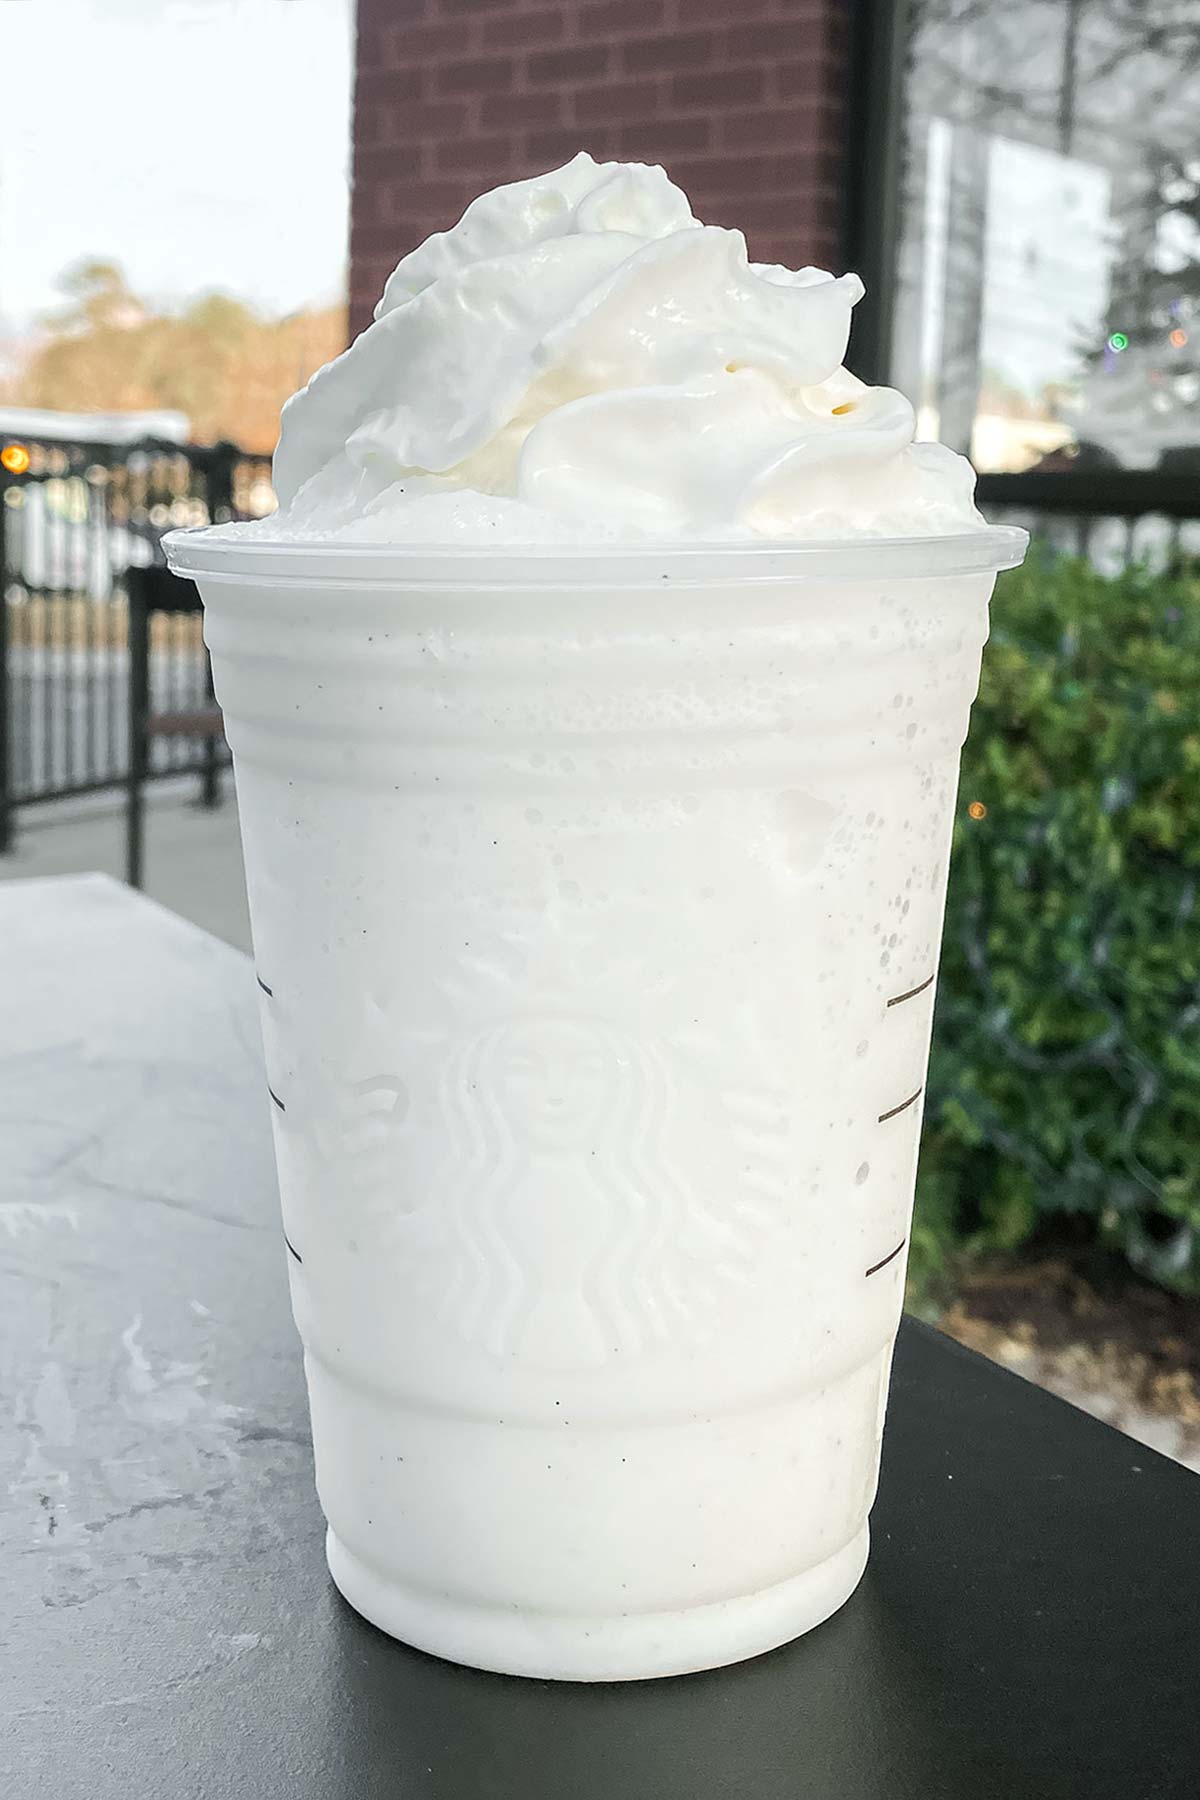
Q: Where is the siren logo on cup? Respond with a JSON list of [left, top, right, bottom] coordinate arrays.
[[482, 1017, 612, 1154], [284, 935, 792, 1371], [430, 1012, 763, 1369]]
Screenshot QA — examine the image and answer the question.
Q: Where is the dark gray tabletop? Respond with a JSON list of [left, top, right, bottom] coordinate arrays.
[[3, 875, 1198, 1800]]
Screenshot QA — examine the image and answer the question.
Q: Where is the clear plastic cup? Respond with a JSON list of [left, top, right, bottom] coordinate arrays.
[[165, 525, 1027, 1681]]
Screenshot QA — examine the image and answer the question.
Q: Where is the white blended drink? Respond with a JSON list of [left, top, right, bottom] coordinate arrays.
[[167, 155, 1025, 1682]]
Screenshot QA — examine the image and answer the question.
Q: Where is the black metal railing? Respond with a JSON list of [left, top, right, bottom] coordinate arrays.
[[2, 435, 1197, 855], [0, 433, 272, 850], [977, 470, 1200, 574]]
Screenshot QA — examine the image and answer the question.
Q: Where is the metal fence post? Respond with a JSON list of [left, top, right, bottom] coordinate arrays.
[[199, 647, 220, 809], [196, 443, 236, 810], [205, 441, 239, 528], [0, 484, 12, 855], [842, 0, 912, 388], [126, 570, 150, 889]]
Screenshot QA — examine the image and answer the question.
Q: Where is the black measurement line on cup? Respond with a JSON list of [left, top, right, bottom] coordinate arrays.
[[886, 972, 934, 1009], [283, 1231, 303, 1266], [877, 1087, 923, 1124], [865, 1238, 906, 1278], [256, 973, 273, 998], [268, 1085, 286, 1114]]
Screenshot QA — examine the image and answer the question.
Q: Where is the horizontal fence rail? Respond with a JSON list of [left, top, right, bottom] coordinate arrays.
[[977, 470, 1200, 574], [0, 433, 273, 848]]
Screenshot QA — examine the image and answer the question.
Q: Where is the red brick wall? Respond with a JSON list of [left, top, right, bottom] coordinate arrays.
[[349, 0, 852, 336]]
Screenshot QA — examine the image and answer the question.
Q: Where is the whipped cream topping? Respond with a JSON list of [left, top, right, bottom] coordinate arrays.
[[261, 154, 983, 544]]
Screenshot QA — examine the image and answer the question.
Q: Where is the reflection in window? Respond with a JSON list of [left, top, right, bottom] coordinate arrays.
[[893, 0, 1200, 473]]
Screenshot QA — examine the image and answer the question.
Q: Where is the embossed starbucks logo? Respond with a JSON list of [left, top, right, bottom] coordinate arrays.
[[281, 930, 790, 1372], [484, 1017, 612, 1153], [433, 1011, 746, 1370]]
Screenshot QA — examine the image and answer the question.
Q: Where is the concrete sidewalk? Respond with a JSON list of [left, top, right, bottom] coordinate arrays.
[[0, 776, 251, 952]]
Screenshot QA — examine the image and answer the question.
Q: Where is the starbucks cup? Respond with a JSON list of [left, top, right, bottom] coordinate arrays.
[[165, 526, 1026, 1682]]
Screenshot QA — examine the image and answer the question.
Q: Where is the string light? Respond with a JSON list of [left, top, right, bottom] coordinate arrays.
[[1170, 328, 1188, 349], [1, 443, 30, 474], [968, 801, 988, 821], [1107, 332, 1130, 353]]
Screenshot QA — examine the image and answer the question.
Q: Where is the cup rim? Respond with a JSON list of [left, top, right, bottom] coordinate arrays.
[[164, 524, 1029, 587]]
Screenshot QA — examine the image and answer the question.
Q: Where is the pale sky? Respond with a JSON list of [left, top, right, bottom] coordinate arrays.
[[0, 0, 354, 337]]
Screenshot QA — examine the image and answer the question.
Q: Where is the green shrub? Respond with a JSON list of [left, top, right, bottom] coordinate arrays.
[[914, 548, 1200, 1298]]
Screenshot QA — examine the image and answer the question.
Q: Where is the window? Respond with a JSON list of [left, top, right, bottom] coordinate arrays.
[[892, 0, 1200, 475]]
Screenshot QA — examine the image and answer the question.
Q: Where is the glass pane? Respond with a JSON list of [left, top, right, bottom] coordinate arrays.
[[893, 0, 1200, 473]]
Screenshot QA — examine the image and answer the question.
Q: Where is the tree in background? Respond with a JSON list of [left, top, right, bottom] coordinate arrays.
[[12, 260, 346, 452], [1070, 149, 1200, 471], [902, 0, 1200, 466]]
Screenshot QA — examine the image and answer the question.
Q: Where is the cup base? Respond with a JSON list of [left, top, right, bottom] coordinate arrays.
[[326, 1522, 869, 1682]]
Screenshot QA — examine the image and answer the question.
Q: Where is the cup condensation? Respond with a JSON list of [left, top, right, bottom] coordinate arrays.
[[166, 527, 1026, 1682]]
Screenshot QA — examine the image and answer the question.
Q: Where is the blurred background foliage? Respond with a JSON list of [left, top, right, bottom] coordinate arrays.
[[914, 550, 1200, 1300], [4, 260, 345, 454]]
